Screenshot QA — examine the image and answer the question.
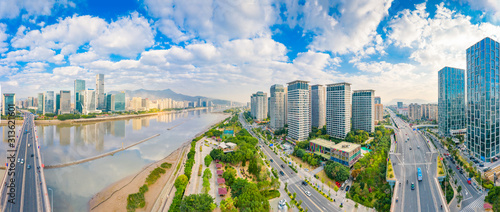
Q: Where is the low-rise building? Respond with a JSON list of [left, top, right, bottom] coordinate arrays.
[[309, 138, 362, 167]]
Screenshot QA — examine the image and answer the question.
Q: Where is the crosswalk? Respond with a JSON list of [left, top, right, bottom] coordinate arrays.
[[460, 194, 485, 212]]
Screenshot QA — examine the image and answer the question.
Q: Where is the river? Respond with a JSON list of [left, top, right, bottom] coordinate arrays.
[[0, 108, 229, 211]]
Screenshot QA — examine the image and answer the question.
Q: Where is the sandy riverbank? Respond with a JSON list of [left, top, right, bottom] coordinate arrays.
[[0, 107, 209, 126], [89, 144, 187, 212]]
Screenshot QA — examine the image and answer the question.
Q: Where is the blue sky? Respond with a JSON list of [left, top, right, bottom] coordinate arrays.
[[1, 0, 500, 104]]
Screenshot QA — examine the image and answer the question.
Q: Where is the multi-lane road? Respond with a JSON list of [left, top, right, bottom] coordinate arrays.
[[1, 113, 46, 212], [239, 113, 340, 212], [390, 111, 447, 212]]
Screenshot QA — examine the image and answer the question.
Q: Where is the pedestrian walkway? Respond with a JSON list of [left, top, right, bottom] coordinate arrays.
[[460, 194, 485, 212], [310, 166, 323, 175]]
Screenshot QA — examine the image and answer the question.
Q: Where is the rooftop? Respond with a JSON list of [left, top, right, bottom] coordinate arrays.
[[217, 178, 226, 184], [310, 138, 337, 149], [218, 188, 227, 195], [333, 142, 361, 152]]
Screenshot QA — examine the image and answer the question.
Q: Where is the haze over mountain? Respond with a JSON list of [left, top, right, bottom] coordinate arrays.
[[108, 89, 238, 106]]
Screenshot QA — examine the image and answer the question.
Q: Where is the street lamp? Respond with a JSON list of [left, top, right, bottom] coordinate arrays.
[[48, 187, 53, 212]]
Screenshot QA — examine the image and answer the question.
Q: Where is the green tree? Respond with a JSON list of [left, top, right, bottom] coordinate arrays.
[[223, 167, 237, 187], [295, 149, 306, 158], [248, 156, 260, 176], [179, 193, 216, 212], [230, 178, 249, 198], [324, 161, 350, 182], [220, 197, 237, 212], [236, 183, 270, 212], [204, 155, 213, 167], [174, 174, 189, 190]]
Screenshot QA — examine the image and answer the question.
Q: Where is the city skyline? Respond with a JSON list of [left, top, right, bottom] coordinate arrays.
[[1, 1, 500, 104]]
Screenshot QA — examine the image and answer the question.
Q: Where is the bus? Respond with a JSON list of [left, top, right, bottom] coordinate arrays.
[[417, 168, 422, 181]]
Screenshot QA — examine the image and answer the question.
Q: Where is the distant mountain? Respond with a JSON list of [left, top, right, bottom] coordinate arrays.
[[386, 98, 437, 106], [108, 89, 235, 105]]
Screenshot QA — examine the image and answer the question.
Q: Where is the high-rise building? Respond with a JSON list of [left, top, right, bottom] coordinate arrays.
[[397, 102, 403, 109], [375, 104, 384, 122], [96, 74, 105, 110], [2, 93, 15, 116], [106, 94, 114, 112], [44, 91, 55, 114], [270, 84, 286, 130], [374, 96, 381, 104], [115, 92, 126, 111], [37, 93, 44, 114], [59, 90, 71, 114], [287, 80, 310, 142], [422, 103, 438, 121], [352, 90, 375, 133], [466, 37, 500, 162], [74, 79, 85, 114], [438, 67, 465, 136], [250, 91, 268, 121], [326, 83, 351, 139], [55, 93, 60, 115], [311, 85, 326, 128], [408, 103, 422, 121], [82, 89, 99, 115]]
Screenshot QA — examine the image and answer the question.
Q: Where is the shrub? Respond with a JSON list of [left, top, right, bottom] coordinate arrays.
[[139, 184, 148, 194], [146, 167, 166, 185], [161, 162, 172, 169], [198, 164, 203, 176]]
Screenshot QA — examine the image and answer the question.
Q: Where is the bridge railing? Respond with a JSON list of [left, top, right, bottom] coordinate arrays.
[[32, 117, 51, 212]]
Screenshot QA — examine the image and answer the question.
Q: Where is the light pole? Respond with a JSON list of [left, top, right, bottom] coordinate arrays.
[[48, 187, 53, 212]]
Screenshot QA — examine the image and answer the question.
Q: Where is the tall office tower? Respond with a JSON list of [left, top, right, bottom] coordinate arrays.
[[287, 80, 311, 142], [114, 92, 126, 111], [250, 91, 268, 121], [37, 93, 44, 114], [408, 103, 422, 121], [27, 97, 33, 107], [74, 79, 86, 113], [106, 94, 114, 112], [375, 104, 384, 122], [59, 90, 71, 114], [270, 84, 286, 130], [267, 97, 270, 118], [44, 91, 55, 114], [82, 89, 98, 115], [2, 93, 15, 115], [352, 90, 375, 133], [438, 67, 466, 136], [397, 102, 403, 109], [466, 37, 500, 162], [55, 93, 60, 114], [374, 96, 381, 105], [326, 83, 351, 139], [96, 74, 105, 110], [311, 85, 326, 128]]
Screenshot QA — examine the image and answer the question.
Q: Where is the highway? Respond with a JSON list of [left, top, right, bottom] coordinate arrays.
[[238, 113, 340, 212], [390, 111, 446, 212], [1, 113, 47, 212], [425, 131, 484, 211]]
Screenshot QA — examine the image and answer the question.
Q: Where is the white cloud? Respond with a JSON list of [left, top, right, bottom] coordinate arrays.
[[90, 12, 155, 58], [52, 66, 85, 76], [386, 3, 500, 70], [144, 0, 277, 43], [0, 0, 57, 19], [283, 0, 392, 55], [0, 23, 8, 53], [461, 0, 500, 23]]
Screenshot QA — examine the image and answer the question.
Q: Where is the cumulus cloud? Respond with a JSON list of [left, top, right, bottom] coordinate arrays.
[[0, 0, 58, 19], [145, 0, 277, 43], [0, 23, 8, 53], [282, 0, 392, 55]]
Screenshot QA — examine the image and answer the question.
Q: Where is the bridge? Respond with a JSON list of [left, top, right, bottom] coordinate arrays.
[[0, 113, 51, 211], [412, 124, 438, 129]]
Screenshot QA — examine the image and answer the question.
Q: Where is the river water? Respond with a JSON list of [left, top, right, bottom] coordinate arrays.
[[0, 109, 228, 211]]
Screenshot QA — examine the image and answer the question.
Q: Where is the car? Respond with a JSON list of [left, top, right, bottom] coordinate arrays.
[[281, 164, 285, 168], [305, 191, 312, 196], [448, 165, 452, 169], [411, 183, 415, 190], [484, 167, 491, 172], [345, 185, 350, 191], [409, 147, 412, 150], [270, 159, 273, 163], [278, 199, 287, 206], [459, 170, 463, 174], [17, 158, 20, 163], [302, 181, 308, 186], [456, 165, 460, 170], [479, 163, 484, 167], [28, 144, 31, 147], [417, 146, 420, 149], [279, 171, 284, 176], [451, 160, 455, 164], [27, 165, 31, 169], [31, 154, 34, 157]]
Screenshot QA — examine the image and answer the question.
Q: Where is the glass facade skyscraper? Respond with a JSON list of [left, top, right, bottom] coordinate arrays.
[[311, 85, 326, 128], [114, 93, 126, 111], [2, 93, 15, 116], [438, 67, 465, 136], [44, 91, 55, 114], [37, 93, 44, 114], [270, 84, 286, 130], [466, 37, 500, 162], [74, 79, 85, 113], [352, 90, 375, 133], [326, 82, 351, 139]]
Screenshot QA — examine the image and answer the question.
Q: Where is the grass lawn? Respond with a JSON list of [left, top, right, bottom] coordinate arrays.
[[316, 170, 338, 190], [289, 155, 317, 171]]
